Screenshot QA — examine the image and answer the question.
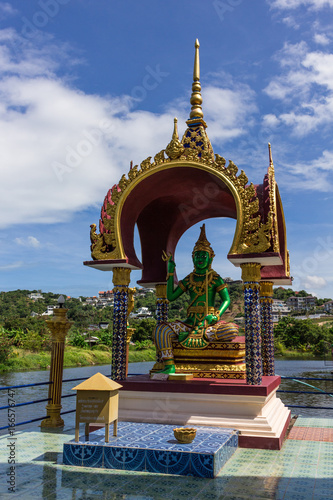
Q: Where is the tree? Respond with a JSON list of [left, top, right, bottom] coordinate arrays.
[[274, 317, 333, 354]]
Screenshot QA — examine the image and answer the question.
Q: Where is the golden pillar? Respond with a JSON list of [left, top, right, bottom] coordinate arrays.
[[112, 267, 131, 381], [41, 306, 72, 428], [260, 281, 274, 376], [241, 263, 262, 385]]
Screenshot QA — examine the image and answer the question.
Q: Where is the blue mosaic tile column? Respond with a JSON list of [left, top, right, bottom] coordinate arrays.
[[112, 267, 131, 381], [241, 263, 262, 385], [260, 281, 275, 376], [155, 284, 169, 325]]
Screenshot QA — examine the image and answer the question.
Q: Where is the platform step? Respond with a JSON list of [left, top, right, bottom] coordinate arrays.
[[63, 421, 238, 478]]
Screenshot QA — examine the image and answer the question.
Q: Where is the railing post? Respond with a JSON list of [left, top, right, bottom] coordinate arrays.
[[41, 306, 72, 428]]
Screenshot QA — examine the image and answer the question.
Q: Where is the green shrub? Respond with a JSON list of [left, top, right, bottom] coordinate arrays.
[[68, 331, 88, 348], [135, 340, 154, 350], [0, 328, 14, 364]]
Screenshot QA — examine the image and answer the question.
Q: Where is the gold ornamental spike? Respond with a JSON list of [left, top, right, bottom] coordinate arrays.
[[268, 143, 274, 171], [165, 117, 185, 159], [172, 117, 180, 141], [189, 39, 204, 121], [193, 38, 200, 81]]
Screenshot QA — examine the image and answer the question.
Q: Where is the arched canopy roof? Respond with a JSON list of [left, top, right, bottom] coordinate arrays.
[[85, 150, 291, 286], [84, 40, 291, 286]]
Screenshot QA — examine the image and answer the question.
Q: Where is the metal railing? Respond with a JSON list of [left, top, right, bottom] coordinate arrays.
[[277, 375, 333, 411], [0, 373, 332, 432], [0, 373, 142, 430]]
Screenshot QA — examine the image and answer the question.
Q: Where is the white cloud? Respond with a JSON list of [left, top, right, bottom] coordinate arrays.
[[0, 3, 17, 19], [262, 113, 281, 127], [0, 30, 258, 229], [271, 0, 333, 9], [304, 275, 327, 288], [203, 83, 258, 143], [314, 33, 330, 45], [264, 42, 333, 135], [0, 261, 23, 270], [279, 149, 333, 190], [281, 16, 300, 29], [15, 236, 41, 248]]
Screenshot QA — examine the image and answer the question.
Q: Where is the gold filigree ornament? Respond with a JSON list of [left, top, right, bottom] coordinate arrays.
[[268, 143, 279, 253], [165, 118, 184, 160], [90, 150, 273, 260]]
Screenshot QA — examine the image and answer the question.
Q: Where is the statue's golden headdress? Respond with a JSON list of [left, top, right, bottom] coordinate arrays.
[[192, 224, 215, 259]]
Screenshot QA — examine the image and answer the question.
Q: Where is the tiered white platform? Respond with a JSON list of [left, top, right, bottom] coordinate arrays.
[[118, 375, 291, 449]]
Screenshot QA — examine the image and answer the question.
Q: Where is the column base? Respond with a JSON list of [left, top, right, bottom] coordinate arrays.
[[40, 404, 64, 428]]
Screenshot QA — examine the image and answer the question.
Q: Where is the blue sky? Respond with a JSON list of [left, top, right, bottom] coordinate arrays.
[[0, 0, 333, 299]]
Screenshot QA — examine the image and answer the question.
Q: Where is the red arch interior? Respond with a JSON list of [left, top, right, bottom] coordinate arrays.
[[120, 167, 237, 283]]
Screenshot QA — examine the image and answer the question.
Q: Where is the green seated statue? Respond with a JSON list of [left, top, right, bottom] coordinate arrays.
[[154, 225, 239, 374]]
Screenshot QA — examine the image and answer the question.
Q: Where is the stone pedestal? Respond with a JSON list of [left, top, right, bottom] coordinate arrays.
[[117, 375, 291, 450]]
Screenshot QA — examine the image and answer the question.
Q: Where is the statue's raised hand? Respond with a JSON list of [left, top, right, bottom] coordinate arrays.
[[167, 257, 176, 274]]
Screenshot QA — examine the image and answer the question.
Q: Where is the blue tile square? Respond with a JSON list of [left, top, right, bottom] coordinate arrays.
[[82, 445, 103, 468], [63, 443, 83, 467], [123, 447, 145, 471], [167, 450, 191, 475], [191, 453, 214, 478], [104, 446, 124, 470], [146, 449, 169, 474]]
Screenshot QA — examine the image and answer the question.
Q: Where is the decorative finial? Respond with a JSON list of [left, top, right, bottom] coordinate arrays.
[[165, 117, 185, 159], [268, 143, 274, 168], [193, 38, 200, 81], [172, 117, 179, 140], [189, 39, 204, 121]]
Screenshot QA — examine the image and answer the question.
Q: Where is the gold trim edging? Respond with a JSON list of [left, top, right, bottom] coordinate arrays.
[[90, 151, 273, 261]]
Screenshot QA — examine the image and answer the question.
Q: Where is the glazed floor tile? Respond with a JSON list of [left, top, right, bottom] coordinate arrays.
[[1, 415, 333, 499]]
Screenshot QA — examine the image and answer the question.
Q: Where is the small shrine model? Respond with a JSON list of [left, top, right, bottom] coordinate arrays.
[[84, 40, 291, 448], [72, 373, 122, 443]]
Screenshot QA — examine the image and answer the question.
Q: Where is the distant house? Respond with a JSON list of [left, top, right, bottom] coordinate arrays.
[[82, 332, 99, 347], [286, 296, 316, 311], [99, 322, 109, 329], [135, 288, 154, 296], [42, 305, 58, 316], [324, 301, 333, 314], [88, 324, 100, 331], [29, 292, 44, 300], [131, 307, 152, 318], [271, 299, 291, 323], [99, 290, 113, 298]]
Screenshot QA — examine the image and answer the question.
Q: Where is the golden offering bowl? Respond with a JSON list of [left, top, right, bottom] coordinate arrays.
[[173, 427, 197, 444]]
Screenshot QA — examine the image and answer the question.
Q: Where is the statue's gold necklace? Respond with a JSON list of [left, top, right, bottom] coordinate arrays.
[[188, 270, 214, 296]]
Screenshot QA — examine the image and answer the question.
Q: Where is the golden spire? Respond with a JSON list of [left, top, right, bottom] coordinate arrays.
[[187, 39, 206, 127], [165, 117, 184, 159], [181, 39, 213, 159], [268, 143, 274, 171]]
